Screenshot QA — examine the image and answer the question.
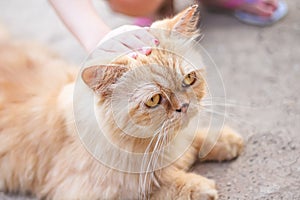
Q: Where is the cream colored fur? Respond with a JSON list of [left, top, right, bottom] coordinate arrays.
[[0, 5, 243, 200]]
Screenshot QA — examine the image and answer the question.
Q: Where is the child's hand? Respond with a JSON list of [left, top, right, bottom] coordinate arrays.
[[95, 25, 159, 59]]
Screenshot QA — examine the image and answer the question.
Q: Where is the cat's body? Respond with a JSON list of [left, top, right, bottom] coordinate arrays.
[[0, 5, 243, 199]]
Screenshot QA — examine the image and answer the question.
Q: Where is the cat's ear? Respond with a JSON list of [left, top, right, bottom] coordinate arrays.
[[152, 4, 201, 37], [172, 5, 201, 36], [81, 65, 128, 96]]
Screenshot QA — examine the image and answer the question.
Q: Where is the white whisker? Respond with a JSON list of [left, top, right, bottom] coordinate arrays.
[[201, 107, 256, 128], [139, 120, 168, 200], [138, 117, 177, 200]]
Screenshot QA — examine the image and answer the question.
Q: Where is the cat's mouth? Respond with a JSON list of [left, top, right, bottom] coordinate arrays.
[[173, 106, 198, 129]]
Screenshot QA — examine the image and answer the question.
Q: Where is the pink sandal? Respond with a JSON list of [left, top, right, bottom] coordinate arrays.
[[224, 0, 288, 26], [235, 0, 288, 26]]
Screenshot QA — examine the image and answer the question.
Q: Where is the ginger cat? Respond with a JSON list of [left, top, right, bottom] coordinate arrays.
[[0, 5, 243, 200]]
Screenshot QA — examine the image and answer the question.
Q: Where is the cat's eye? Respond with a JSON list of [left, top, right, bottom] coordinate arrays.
[[145, 94, 161, 108], [183, 72, 196, 87]]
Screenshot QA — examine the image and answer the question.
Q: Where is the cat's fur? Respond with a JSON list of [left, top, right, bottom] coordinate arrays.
[[0, 5, 243, 200]]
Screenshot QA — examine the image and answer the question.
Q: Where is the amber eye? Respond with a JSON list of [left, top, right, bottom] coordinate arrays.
[[183, 72, 196, 87], [145, 94, 161, 108]]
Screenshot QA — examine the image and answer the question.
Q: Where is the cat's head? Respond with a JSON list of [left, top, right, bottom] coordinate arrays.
[[82, 5, 205, 139]]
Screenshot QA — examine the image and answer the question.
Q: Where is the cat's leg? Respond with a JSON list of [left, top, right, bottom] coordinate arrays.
[[148, 130, 220, 199], [151, 127, 243, 199], [198, 126, 244, 162], [152, 169, 218, 200], [170, 126, 244, 171]]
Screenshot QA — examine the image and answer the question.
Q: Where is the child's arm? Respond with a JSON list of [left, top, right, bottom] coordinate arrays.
[[49, 0, 111, 52], [49, 0, 159, 54]]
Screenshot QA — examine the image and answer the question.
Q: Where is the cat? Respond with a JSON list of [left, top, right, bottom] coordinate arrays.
[[0, 5, 243, 200]]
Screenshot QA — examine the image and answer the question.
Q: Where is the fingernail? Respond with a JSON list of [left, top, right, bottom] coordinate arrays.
[[153, 39, 159, 46], [141, 47, 152, 56], [128, 52, 138, 59]]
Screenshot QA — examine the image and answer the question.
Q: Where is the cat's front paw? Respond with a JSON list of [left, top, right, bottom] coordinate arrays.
[[201, 127, 244, 162], [179, 175, 218, 200]]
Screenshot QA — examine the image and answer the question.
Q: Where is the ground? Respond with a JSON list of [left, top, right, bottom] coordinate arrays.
[[0, 0, 299, 199]]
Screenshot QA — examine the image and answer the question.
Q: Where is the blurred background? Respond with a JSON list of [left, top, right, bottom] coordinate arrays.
[[0, 0, 299, 199]]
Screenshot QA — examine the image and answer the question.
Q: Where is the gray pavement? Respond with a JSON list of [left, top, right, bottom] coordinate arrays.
[[0, 0, 299, 199]]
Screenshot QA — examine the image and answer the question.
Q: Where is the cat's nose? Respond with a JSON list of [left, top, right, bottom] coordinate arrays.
[[176, 103, 189, 113]]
